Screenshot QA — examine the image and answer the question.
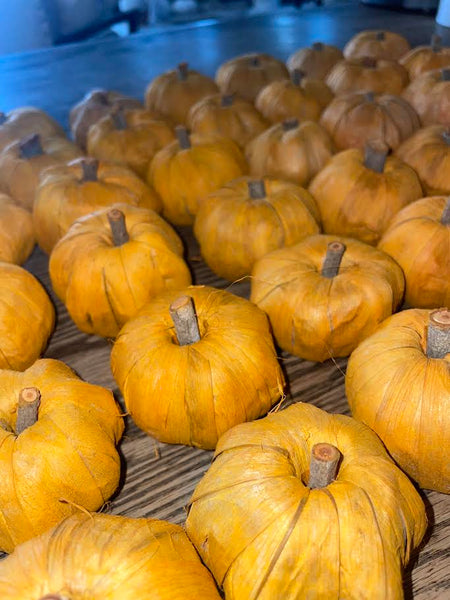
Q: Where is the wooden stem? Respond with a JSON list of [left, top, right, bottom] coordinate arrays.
[[442, 198, 450, 225], [441, 68, 450, 81], [361, 56, 377, 68], [375, 31, 385, 40], [427, 309, 450, 359], [312, 42, 324, 51], [431, 34, 442, 53], [308, 443, 341, 489], [0, 112, 7, 125], [364, 141, 388, 173], [291, 69, 305, 86], [16, 388, 41, 435], [19, 134, 44, 158], [92, 90, 109, 105], [170, 296, 201, 346], [177, 62, 189, 80], [364, 91, 376, 102], [176, 126, 191, 149], [80, 158, 98, 182], [221, 95, 234, 107], [107, 209, 129, 246], [282, 118, 299, 131], [249, 55, 261, 67], [321, 241, 346, 278], [442, 130, 450, 146], [112, 108, 127, 130], [248, 180, 266, 199]]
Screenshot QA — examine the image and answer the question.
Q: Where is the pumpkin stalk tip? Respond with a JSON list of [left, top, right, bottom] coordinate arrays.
[[364, 141, 388, 173], [249, 55, 261, 67], [282, 118, 299, 132], [170, 295, 201, 346], [80, 157, 99, 182], [176, 126, 191, 150], [177, 62, 189, 80], [221, 95, 234, 107], [312, 42, 324, 51], [111, 107, 127, 130], [107, 209, 129, 246], [427, 308, 450, 359], [19, 133, 44, 159], [321, 241, 346, 278], [291, 69, 305, 86], [308, 443, 340, 489], [0, 112, 7, 125], [431, 34, 442, 52], [441, 68, 450, 81], [375, 31, 385, 40], [362, 56, 377, 69], [441, 198, 450, 225], [16, 387, 41, 435], [248, 180, 266, 199]]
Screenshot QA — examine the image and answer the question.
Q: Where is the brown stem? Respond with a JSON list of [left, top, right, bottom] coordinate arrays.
[[442, 130, 450, 145], [282, 118, 299, 131], [108, 209, 129, 246], [442, 69, 450, 81], [170, 296, 201, 346], [364, 91, 376, 102], [426, 309, 450, 359], [375, 31, 385, 41], [442, 198, 450, 225], [0, 112, 7, 125], [361, 56, 377, 68], [80, 158, 99, 182], [176, 126, 191, 149], [19, 134, 44, 159], [111, 108, 127, 130], [221, 95, 234, 107], [92, 90, 109, 105], [312, 42, 324, 51], [16, 388, 41, 435], [248, 180, 266, 199], [364, 141, 389, 173], [177, 62, 189, 80], [431, 34, 442, 53], [308, 443, 341, 489], [321, 241, 346, 278], [249, 55, 261, 67], [291, 69, 305, 86]]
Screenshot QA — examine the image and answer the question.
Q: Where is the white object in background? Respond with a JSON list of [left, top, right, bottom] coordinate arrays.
[[437, 0, 450, 27]]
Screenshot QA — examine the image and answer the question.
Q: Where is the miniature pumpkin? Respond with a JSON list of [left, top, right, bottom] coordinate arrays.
[[0, 193, 35, 264], [148, 127, 247, 226], [400, 34, 450, 79], [320, 91, 420, 151], [343, 30, 411, 61], [111, 286, 285, 450], [0, 263, 55, 371], [378, 196, 450, 308], [187, 93, 268, 148], [325, 57, 409, 96], [0, 513, 222, 599], [215, 53, 289, 102], [0, 107, 64, 152], [246, 119, 334, 187], [87, 107, 175, 177], [33, 157, 161, 254], [0, 359, 124, 552], [396, 125, 450, 194], [49, 205, 192, 338], [308, 142, 423, 244], [145, 62, 219, 125], [346, 307, 450, 493], [194, 177, 320, 281], [402, 68, 450, 126], [287, 41, 343, 80], [250, 235, 405, 362], [186, 401, 427, 599]]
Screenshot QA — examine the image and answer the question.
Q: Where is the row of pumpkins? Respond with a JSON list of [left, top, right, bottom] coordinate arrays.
[[0, 28, 448, 599]]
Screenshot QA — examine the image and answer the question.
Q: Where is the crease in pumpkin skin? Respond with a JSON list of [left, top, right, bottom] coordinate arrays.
[[322, 488, 341, 599], [101, 267, 121, 332]]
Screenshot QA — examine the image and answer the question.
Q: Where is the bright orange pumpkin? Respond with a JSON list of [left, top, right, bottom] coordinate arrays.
[[400, 34, 450, 79], [402, 68, 450, 126], [325, 57, 409, 96], [343, 30, 411, 61], [0, 193, 35, 264]]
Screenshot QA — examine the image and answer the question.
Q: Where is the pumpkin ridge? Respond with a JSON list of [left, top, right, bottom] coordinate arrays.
[[402, 225, 442, 281], [118, 247, 139, 311], [101, 267, 121, 331], [322, 487, 341, 596]]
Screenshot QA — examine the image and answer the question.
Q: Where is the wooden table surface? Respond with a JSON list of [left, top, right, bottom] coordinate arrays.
[[0, 4, 449, 598]]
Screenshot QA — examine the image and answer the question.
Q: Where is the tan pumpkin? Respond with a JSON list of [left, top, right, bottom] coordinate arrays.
[[194, 176, 321, 281], [33, 157, 161, 254], [145, 62, 219, 125], [325, 57, 409, 96], [378, 196, 450, 308], [186, 402, 427, 599], [320, 90, 420, 150], [343, 30, 411, 61], [346, 307, 450, 493], [0, 107, 65, 152], [49, 204, 192, 338], [187, 93, 268, 148], [215, 53, 289, 102], [400, 34, 450, 79], [0, 193, 35, 264], [0, 359, 124, 552], [287, 41, 343, 80], [148, 127, 247, 226], [402, 68, 450, 126], [308, 143, 423, 245], [250, 234, 405, 362], [111, 285, 285, 449], [246, 119, 334, 187]]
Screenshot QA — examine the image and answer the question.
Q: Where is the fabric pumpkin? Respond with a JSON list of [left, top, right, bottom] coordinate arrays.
[[0, 193, 35, 264], [287, 42, 343, 80], [346, 308, 450, 493], [400, 35, 450, 79], [378, 196, 450, 308], [0, 107, 64, 152], [402, 68, 450, 126], [194, 176, 321, 281], [325, 57, 409, 96], [343, 30, 411, 61], [0, 359, 124, 552], [49, 204, 192, 338], [111, 285, 285, 450], [33, 157, 161, 254], [250, 234, 405, 362], [186, 401, 427, 599]]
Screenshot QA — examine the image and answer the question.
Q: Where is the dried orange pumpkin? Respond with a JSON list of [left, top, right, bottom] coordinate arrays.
[[246, 119, 334, 187], [250, 234, 405, 362], [0, 513, 221, 599], [400, 34, 450, 79], [148, 127, 247, 226], [49, 205, 192, 338], [194, 177, 320, 281], [308, 142, 423, 244], [111, 286, 284, 450], [0, 193, 35, 264], [346, 307, 450, 493], [402, 68, 450, 126], [378, 196, 450, 308], [0, 359, 124, 552], [33, 157, 161, 254], [343, 30, 411, 61], [186, 401, 427, 599], [0, 107, 64, 152], [287, 41, 343, 80]]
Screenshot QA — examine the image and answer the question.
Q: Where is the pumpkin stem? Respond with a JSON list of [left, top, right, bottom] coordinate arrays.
[[364, 91, 376, 102], [170, 295, 201, 346], [248, 180, 266, 199], [176, 126, 191, 149], [177, 62, 189, 81], [364, 141, 389, 173], [249, 56, 261, 67], [19, 133, 44, 159], [375, 31, 385, 41], [282, 118, 299, 131], [92, 90, 109, 105], [321, 241, 346, 278], [108, 209, 129, 246], [307, 443, 341, 488], [312, 42, 324, 51], [291, 69, 305, 86], [442, 129, 450, 145], [431, 34, 442, 53], [0, 112, 7, 125], [80, 157, 99, 182], [16, 388, 41, 435], [442, 69, 450, 81], [442, 198, 450, 225], [361, 56, 377, 68], [111, 107, 127, 130], [221, 95, 234, 107], [426, 308, 450, 359]]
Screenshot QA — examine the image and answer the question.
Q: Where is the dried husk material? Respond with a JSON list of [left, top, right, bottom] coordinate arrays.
[[346, 308, 450, 492], [215, 53, 289, 102], [287, 42, 343, 80], [0, 107, 65, 153], [87, 108, 175, 178], [0, 359, 124, 552], [187, 93, 268, 148], [0, 193, 35, 264], [246, 120, 334, 187], [378, 196, 450, 308], [0, 514, 222, 599], [111, 285, 285, 450], [308, 146, 423, 245], [33, 158, 162, 254], [186, 402, 427, 599], [320, 91, 420, 151], [395, 125, 450, 195], [49, 203, 192, 338], [194, 176, 321, 281], [148, 134, 247, 226], [343, 30, 411, 61], [250, 234, 405, 362], [325, 57, 409, 96], [400, 38, 450, 79], [402, 68, 450, 126]]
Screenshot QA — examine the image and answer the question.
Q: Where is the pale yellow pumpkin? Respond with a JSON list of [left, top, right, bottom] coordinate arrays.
[[287, 42, 343, 80], [0, 193, 35, 264]]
